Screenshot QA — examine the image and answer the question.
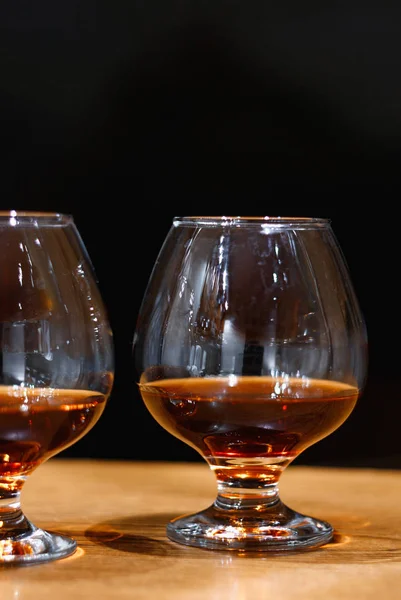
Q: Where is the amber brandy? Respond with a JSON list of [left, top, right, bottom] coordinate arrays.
[[0, 386, 106, 477], [139, 376, 358, 482]]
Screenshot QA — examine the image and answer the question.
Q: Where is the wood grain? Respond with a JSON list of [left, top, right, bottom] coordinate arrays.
[[1, 459, 400, 599]]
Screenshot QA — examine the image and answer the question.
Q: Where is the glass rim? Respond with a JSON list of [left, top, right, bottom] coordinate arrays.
[[173, 216, 330, 227], [0, 211, 73, 225]]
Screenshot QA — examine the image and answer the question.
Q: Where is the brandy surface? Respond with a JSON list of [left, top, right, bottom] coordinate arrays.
[[139, 376, 358, 482], [0, 386, 107, 477]]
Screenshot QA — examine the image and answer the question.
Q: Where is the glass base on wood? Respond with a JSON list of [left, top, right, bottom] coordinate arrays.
[[0, 528, 77, 566], [166, 503, 333, 552]]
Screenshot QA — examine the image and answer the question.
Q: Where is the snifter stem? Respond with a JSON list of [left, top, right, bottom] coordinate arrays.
[[0, 478, 77, 564], [0, 486, 35, 538], [215, 478, 281, 510]]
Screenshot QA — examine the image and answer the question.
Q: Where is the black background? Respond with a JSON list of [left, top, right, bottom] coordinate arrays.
[[1, 0, 401, 468]]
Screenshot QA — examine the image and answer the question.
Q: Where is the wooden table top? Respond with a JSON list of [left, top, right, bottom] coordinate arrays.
[[1, 459, 400, 599]]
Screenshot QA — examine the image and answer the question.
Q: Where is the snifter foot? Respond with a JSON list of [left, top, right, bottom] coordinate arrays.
[[0, 526, 77, 565], [167, 502, 333, 552]]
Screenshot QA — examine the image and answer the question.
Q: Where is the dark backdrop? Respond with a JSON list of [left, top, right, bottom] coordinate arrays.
[[1, 0, 401, 468]]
